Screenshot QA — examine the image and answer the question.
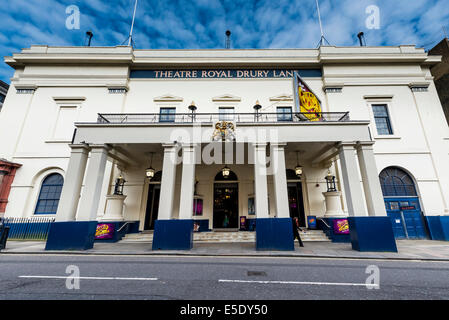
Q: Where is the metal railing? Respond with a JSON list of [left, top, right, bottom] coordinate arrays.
[[1, 217, 55, 241], [96, 112, 350, 124]]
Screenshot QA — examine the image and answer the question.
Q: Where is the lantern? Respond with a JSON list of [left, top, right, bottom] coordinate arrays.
[[325, 170, 337, 192], [295, 165, 303, 177], [146, 152, 155, 180], [253, 100, 262, 121], [295, 151, 303, 178], [113, 174, 126, 195], [188, 101, 197, 122], [222, 166, 231, 178]]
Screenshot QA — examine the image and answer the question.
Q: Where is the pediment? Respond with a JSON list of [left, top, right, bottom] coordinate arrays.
[[212, 94, 241, 102], [269, 94, 293, 102], [153, 94, 184, 102]]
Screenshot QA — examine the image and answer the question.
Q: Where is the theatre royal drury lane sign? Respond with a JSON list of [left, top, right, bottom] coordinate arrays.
[[130, 69, 322, 79]]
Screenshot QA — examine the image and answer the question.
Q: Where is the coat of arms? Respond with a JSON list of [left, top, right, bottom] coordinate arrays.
[[212, 121, 236, 141]]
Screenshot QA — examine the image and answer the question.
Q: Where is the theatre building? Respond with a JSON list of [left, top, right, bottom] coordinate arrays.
[[0, 45, 448, 252]]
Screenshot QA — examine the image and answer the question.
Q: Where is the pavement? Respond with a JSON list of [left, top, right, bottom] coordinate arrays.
[[2, 239, 449, 261]]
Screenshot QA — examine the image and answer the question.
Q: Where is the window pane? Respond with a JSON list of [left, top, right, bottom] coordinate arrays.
[[372, 104, 393, 135], [34, 174, 64, 215], [159, 108, 176, 122], [277, 107, 293, 121], [219, 108, 234, 121]]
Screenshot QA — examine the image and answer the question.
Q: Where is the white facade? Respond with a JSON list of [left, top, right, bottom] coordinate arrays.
[[1, 45, 448, 235]]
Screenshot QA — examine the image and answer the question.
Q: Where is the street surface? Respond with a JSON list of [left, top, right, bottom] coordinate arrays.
[[1, 254, 448, 300]]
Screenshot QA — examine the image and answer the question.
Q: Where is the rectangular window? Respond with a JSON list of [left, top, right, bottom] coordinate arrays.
[[219, 107, 235, 121], [159, 108, 176, 122], [372, 104, 393, 135], [277, 107, 293, 121]]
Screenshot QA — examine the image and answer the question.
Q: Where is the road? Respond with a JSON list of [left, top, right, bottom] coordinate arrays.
[[0, 254, 449, 300]]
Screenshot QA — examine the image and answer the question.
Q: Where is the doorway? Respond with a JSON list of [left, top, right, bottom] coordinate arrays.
[[213, 183, 239, 229], [286, 169, 306, 227], [287, 182, 306, 227], [379, 167, 428, 239], [144, 184, 160, 230]]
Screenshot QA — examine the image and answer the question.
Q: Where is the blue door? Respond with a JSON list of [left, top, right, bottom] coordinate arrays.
[[385, 198, 427, 239], [380, 167, 428, 240]]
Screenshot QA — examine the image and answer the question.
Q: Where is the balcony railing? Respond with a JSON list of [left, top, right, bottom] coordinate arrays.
[[97, 112, 350, 124]]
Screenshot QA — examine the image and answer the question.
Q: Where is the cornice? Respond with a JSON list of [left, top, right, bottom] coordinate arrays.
[[5, 45, 439, 70]]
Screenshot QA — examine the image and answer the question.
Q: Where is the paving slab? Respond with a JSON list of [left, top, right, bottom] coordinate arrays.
[[2, 239, 449, 261]]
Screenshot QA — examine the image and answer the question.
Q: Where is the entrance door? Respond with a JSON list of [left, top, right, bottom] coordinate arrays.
[[213, 183, 239, 229], [385, 198, 427, 239], [379, 167, 427, 239], [287, 182, 306, 227], [144, 184, 160, 230]]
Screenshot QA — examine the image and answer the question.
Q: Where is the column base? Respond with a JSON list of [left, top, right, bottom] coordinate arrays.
[[45, 221, 98, 251], [348, 217, 397, 252], [425, 216, 449, 241], [256, 218, 294, 251], [152, 219, 193, 250]]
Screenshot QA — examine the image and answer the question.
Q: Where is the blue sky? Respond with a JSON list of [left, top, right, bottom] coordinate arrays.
[[1, 0, 448, 82]]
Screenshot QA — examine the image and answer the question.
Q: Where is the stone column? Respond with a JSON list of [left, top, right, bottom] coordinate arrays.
[[271, 143, 290, 218], [337, 142, 367, 217], [338, 142, 397, 252], [153, 144, 193, 251], [179, 144, 196, 220], [253, 143, 269, 218], [157, 144, 179, 220], [356, 142, 387, 217], [55, 144, 90, 222], [77, 144, 111, 221]]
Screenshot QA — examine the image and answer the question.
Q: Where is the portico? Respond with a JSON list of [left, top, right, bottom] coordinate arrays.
[[45, 112, 397, 252]]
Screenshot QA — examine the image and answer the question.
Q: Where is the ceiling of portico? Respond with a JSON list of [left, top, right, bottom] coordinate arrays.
[[110, 141, 339, 168]]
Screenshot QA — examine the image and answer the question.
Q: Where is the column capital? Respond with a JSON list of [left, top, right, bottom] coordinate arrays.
[[336, 142, 357, 150], [89, 144, 113, 153], [180, 143, 199, 150], [69, 143, 91, 152], [270, 142, 287, 149], [253, 142, 268, 148], [356, 141, 376, 150]]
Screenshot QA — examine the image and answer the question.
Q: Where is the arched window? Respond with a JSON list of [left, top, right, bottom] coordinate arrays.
[[34, 173, 64, 215], [379, 167, 417, 197]]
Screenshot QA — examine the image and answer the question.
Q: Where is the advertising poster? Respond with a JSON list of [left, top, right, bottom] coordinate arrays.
[[333, 219, 350, 235], [95, 223, 115, 240]]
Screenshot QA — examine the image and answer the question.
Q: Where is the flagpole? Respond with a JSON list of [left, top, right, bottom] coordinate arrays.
[[128, 0, 138, 47], [315, 0, 329, 47], [315, 0, 324, 43]]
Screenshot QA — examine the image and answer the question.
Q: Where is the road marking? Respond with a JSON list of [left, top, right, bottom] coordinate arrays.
[[219, 279, 376, 287], [19, 275, 158, 281]]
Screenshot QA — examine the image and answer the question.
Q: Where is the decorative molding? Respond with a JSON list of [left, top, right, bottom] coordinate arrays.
[[269, 94, 293, 102], [324, 87, 342, 93], [16, 89, 35, 94], [153, 94, 184, 102], [323, 84, 343, 93], [363, 94, 394, 100], [409, 82, 430, 92], [16, 85, 36, 94], [212, 94, 241, 102], [107, 85, 128, 94], [53, 96, 86, 102]]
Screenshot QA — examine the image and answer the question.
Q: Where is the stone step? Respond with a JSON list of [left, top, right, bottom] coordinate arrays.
[[120, 230, 331, 243]]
